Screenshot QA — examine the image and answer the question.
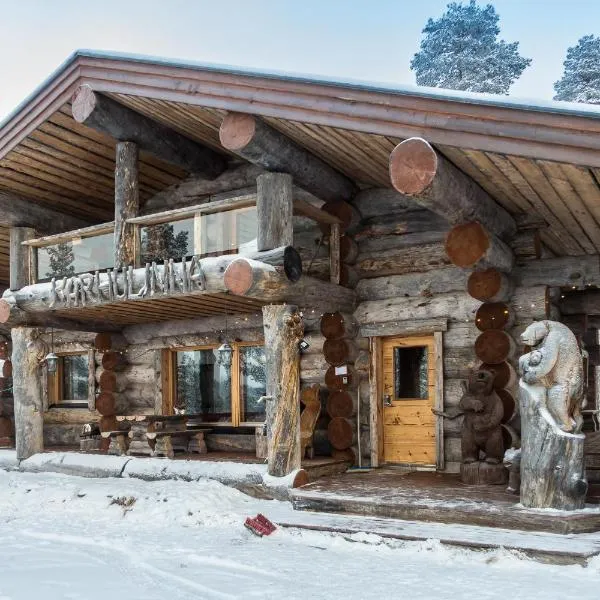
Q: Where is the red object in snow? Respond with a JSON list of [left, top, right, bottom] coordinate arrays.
[[244, 514, 277, 537]]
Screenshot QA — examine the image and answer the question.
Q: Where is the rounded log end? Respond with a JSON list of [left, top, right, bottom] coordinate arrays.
[[327, 417, 354, 450], [283, 246, 303, 283], [474, 330, 514, 364], [219, 112, 257, 151], [71, 84, 97, 123], [292, 469, 310, 488], [475, 302, 511, 331], [468, 268, 504, 301], [223, 258, 253, 295], [0, 299, 11, 324], [497, 389, 516, 423], [478, 361, 516, 390], [2, 359, 13, 378], [445, 222, 490, 268], [389, 137, 438, 195]]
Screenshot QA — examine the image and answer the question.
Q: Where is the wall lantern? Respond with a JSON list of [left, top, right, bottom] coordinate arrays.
[[45, 328, 58, 373], [217, 341, 233, 367]]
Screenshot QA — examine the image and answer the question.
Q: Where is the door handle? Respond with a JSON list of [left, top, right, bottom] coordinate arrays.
[[383, 394, 392, 407]]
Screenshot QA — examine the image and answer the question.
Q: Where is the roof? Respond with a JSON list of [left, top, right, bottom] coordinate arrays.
[[1, 49, 600, 284]]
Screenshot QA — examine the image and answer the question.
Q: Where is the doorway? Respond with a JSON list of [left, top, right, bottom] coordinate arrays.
[[381, 335, 438, 466]]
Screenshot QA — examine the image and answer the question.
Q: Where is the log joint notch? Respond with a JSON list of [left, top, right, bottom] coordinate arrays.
[[72, 85, 226, 178]]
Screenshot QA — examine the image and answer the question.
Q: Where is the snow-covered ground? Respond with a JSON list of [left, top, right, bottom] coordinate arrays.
[[0, 470, 599, 600]]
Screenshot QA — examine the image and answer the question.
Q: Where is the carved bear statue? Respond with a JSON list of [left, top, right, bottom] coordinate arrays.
[[459, 369, 505, 464], [519, 320, 584, 433]]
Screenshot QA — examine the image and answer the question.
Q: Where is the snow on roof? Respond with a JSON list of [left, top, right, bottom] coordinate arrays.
[[3, 48, 600, 131]]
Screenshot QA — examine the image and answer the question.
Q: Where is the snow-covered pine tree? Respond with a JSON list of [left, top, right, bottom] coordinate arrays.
[[45, 243, 75, 279], [140, 224, 190, 264], [554, 35, 600, 104], [410, 0, 531, 95]]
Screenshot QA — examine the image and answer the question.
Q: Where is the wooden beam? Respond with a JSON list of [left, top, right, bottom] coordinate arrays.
[[71, 85, 226, 178], [114, 141, 139, 268], [515, 256, 600, 289], [0, 190, 94, 234], [219, 112, 356, 202], [12, 326, 44, 459], [10, 227, 35, 290], [22, 222, 115, 248], [389, 137, 517, 240], [257, 172, 293, 251]]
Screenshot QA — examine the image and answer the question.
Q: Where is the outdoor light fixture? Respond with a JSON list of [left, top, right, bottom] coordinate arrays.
[[217, 315, 233, 366], [45, 328, 59, 373], [298, 339, 310, 352]]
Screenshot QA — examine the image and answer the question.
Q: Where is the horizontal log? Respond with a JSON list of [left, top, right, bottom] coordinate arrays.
[[389, 137, 516, 239], [357, 230, 447, 255], [0, 247, 356, 319], [356, 242, 451, 278], [356, 267, 468, 301], [141, 164, 264, 213], [350, 187, 418, 219], [355, 209, 448, 239], [44, 408, 100, 424], [219, 112, 355, 202], [0, 190, 95, 233], [354, 292, 479, 325], [72, 85, 226, 178], [514, 256, 600, 289], [445, 222, 514, 271], [443, 323, 479, 349], [359, 318, 447, 338]]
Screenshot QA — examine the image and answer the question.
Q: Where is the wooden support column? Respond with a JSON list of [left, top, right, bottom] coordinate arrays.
[[12, 327, 44, 459], [329, 223, 341, 285], [256, 173, 293, 251], [262, 304, 304, 477], [114, 141, 139, 268], [10, 227, 36, 290]]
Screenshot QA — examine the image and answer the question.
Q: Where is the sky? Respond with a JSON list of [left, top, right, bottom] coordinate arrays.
[[0, 0, 598, 120]]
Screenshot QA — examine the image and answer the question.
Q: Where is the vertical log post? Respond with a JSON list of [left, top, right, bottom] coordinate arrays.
[[12, 327, 44, 459], [10, 227, 36, 290], [329, 222, 341, 285], [262, 304, 304, 476], [256, 173, 293, 251], [114, 141, 139, 269]]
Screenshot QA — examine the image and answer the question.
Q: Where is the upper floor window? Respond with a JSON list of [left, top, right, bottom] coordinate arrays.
[[140, 207, 257, 265]]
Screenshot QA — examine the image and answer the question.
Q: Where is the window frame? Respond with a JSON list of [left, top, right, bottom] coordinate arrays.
[[165, 341, 266, 427], [48, 350, 95, 409]]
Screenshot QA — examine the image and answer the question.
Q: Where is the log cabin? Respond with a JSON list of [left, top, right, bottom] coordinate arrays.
[[0, 50, 599, 487]]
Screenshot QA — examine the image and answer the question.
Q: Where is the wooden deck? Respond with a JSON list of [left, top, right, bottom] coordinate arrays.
[[290, 469, 600, 534]]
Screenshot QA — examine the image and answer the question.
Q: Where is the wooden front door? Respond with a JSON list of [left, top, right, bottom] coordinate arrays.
[[381, 335, 437, 466]]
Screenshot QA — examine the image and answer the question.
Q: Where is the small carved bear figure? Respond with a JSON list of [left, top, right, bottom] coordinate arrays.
[[459, 369, 505, 464]]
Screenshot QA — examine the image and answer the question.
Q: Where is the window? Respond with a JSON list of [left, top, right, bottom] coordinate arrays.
[[48, 353, 91, 407], [170, 343, 266, 426], [37, 233, 114, 281], [393, 346, 429, 400], [140, 207, 258, 265]]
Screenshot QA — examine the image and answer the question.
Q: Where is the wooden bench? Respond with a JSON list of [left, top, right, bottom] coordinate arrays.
[[146, 429, 210, 458], [101, 430, 129, 456]]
